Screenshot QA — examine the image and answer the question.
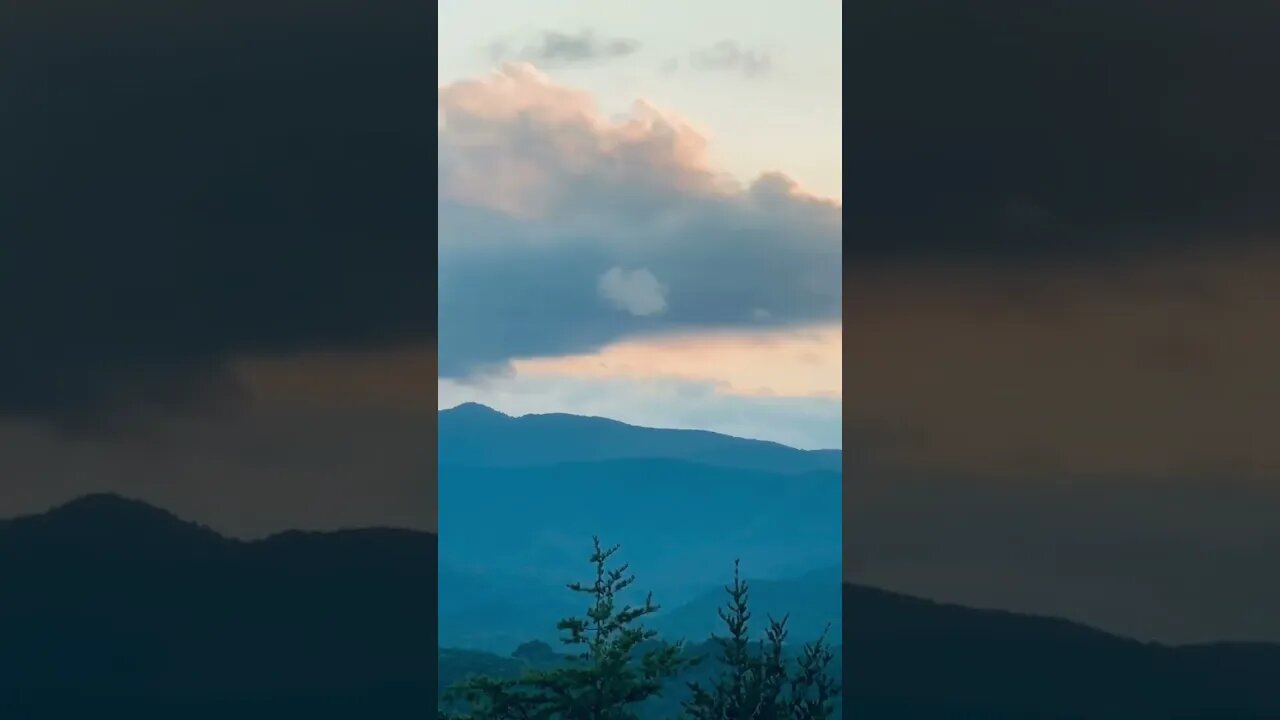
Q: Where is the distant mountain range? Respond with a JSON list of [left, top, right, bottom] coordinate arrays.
[[845, 583, 1280, 718], [438, 579, 1280, 718], [438, 402, 841, 474], [437, 403, 843, 645], [439, 562, 843, 655], [2, 492, 1278, 718], [0, 494, 434, 718]]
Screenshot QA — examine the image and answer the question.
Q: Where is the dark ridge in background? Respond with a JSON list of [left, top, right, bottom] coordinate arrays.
[[7, 493, 1275, 719], [0, 0, 436, 424], [0, 495, 435, 717], [845, 584, 1280, 718]]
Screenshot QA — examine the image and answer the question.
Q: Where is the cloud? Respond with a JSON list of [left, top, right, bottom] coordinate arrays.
[[845, 246, 1280, 478], [688, 41, 773, 79], [847, 0, 1280, 266], [437, 64, 841, 377], [0, 0, 434, 423], [597, 267, 668, 316], [489, 29, 640, 68], [838, 2, 1280, 642], [0, 393, 438, 540], [843, 246, 1280, 644]]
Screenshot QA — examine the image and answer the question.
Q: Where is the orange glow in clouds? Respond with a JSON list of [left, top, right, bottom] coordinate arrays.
[[511, 324, 841, 399]]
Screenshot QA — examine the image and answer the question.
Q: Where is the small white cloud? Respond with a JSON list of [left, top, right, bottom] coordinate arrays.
[[598, 267, 668, 316]]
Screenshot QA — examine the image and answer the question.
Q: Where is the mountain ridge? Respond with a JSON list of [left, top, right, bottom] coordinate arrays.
[[844, 583, 1280, 718], [4, 494, 1279, 718], [438, 403, 841, 473], [0, 494, 435, 715]]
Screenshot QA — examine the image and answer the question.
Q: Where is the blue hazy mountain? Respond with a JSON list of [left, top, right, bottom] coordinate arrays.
[[439, 582, 1280, 719], [439, 563, 843, 654], [438, 402, 841, 474], [650, 564, 842, 646], [437, 404, 843, 655]]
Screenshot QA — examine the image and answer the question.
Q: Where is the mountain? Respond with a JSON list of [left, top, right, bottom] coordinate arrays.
[[438, 457, 841, 616], [845, 584, 1280, 719], [437, 565, 584, 652], [437, 405, 843, 655], [439, 563, 843, 655], [438, 636, 845, 720], [651, 565, 842, 646], [438, 580, 1280, 718], [13, 493, 1278, 718], [0, 494, 435, 718], [438, 403, 841, 474]]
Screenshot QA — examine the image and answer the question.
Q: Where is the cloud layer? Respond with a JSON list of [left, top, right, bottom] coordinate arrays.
[[437, 64, 841, 377], [848, 0, 1280, 266], [843, 0, 1280, 643], [0, 0, 434, 423]]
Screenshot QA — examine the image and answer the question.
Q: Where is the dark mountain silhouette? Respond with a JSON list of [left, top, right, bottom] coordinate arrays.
[[0, 494, 434, 718], [438, 402, 841, 474], [845, 584, 1280, 719]]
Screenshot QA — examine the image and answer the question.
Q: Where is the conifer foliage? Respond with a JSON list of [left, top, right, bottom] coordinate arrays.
[[440, 538, 841, 720], [683, 562, 840, 719]]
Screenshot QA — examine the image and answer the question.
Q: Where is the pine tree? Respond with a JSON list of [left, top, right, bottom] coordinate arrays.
[[439, 537, 842, 720], [444, 537, 692, 719], [681, 562, 840, 720]]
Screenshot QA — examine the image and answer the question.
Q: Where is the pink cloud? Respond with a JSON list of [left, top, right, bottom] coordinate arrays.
[[437, 63, 830, 218]]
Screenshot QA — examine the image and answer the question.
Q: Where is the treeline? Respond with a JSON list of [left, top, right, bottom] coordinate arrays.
[[439, 538, 841, 720]]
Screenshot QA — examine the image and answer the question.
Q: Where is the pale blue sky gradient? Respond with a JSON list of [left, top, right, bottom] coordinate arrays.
[[438, 0, 842, 199]]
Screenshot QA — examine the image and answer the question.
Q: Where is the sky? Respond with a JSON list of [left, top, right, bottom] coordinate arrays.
[[436, 0, 843, 450], [844, 0, 1280, 644], [1, 0, 438, 537]]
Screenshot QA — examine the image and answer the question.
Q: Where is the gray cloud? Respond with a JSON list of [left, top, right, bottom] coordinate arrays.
[[437, 65, 841, 377], [689, 41, 772, 79], [489, 29, 640, 68], [847, 0, 1280, 267], [0, 397, 437, 539], [0, 0, 433, 424]]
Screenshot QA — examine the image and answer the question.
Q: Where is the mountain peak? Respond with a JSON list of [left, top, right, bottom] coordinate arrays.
[[48, 492, 171, 519], [5, 493, 221, 545], [441, 402, 509, 418]]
